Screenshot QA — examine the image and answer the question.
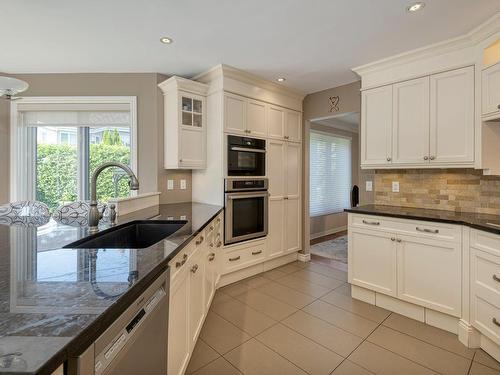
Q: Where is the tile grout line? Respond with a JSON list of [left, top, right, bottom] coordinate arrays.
[[466, 350, 476, 375]]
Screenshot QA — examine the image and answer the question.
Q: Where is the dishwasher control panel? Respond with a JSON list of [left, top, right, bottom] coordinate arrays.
[[94, 287, 167, 375]]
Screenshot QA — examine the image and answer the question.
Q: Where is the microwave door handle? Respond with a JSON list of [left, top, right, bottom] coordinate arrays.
[[230, 146, 266, 154]]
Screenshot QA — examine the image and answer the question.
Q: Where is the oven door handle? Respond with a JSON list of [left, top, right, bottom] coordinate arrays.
[[230, 146, 266, 154], [226, 192, 269, 200]]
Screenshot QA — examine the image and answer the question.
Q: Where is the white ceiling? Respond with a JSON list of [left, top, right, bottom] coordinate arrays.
[[313, 112, 360, 133], [2, 0, 499, 94]]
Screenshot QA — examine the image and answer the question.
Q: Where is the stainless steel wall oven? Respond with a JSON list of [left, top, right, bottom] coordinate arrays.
[[224, 178, 268, 245]]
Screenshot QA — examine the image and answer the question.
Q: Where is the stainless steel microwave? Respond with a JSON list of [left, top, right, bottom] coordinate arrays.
[[227, 135, 266, 177]]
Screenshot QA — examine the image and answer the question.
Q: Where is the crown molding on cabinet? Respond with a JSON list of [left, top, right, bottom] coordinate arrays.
[[352, 13, 500, 90], [158, 76, 209, 96], [193, 64, 305, 112]]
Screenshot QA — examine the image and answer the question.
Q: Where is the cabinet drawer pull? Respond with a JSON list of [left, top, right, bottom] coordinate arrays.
[[210, 225, 214, 231], [416, 227, 439, 234], [196, 236, 204, 245], [217, 218, 221, 223], [252, 250, 262, 255], [493, 274, 500, 283], [391, 237, 396, 242], [429, 156, 436, 160], [396, 238, 402, 243], [216, 241, 222, 248], [362, 220, 380, 226], [191, 264, 199, 273], [176, 253, 188, 267], [175, 261, 182, 268], [386, 157, 391, 162], [229, 256, 241, 262], [498, 104, 500, 110], [493, 318, 500, 328], [423, 156, 429, 160], [208, 253, 215, 261]]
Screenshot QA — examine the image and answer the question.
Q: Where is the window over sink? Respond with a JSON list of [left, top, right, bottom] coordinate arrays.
[[10, 97, 137, 210]]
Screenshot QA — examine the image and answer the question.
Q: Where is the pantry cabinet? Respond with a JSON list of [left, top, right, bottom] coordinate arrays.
[[361, 66, 475, 169], [284, 142, 301, 253], [247, 99, 267, 137], [482, 62, 500, 120], [159, 77, 209, 169]]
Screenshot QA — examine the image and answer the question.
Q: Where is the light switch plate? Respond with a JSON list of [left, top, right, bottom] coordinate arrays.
[[366, 181, 373, 192], [392, 181, 400, 193], [167, 180, 174, 190], [180, 179, 187, 190]]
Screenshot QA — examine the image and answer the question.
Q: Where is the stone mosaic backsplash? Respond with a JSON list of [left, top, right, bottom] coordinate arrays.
[[374, 169, 500, 215]]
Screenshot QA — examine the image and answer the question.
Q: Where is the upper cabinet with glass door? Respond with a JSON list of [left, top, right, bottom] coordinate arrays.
[[159, 76, 209, 169]]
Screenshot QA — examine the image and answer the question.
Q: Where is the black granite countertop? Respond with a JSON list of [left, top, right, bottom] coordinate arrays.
[[345, 204, 500, 235], [0, 202, 222, 375]]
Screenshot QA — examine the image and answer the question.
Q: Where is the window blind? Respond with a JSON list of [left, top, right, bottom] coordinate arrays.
[[309, 130, 352, 217]]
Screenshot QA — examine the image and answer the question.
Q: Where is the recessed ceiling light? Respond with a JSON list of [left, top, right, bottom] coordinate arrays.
[[406, 2, 425, 12], [160, 37, 173, 44], [276, 77, 286, 82]]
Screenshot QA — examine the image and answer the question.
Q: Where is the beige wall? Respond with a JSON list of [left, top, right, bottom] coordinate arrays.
[[0, 73, 192, 204]]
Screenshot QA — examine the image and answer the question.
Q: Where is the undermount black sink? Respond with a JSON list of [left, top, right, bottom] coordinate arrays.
[[64, 220, 188, 249]]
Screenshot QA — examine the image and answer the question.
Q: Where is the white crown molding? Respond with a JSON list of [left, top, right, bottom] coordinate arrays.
[[352, 13, 500, 78], [158, 75, 209, 95], [193, 64, 306, 101]]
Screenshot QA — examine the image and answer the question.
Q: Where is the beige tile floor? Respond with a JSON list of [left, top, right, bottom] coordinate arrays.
[[187, 258, 500, 375]]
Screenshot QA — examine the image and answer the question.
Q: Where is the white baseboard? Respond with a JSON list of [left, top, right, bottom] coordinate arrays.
[[297, 253, 311, 262], [310, 226, 347, 240]]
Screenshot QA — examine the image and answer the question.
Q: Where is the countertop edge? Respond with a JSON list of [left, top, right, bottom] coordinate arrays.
[[35, 206, 224, 375]]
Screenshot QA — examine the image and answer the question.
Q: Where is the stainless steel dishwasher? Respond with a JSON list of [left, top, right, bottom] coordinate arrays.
[[69, 270, 169, 375]]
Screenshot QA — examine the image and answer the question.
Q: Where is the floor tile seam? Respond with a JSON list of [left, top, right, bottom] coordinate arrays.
[[186, 354, 222, 375], [253, 283, 317, 308], [276, 269, 343, 290], [367, 324, 476, 362], [317, 295, 390, 324], [327, 359, 377, 375], [232, 288, 304, 312], [272, 278, 336, 298], [296, 305, 367, 339], [207, 308, 268, 343], [291, 267, 348, 284]]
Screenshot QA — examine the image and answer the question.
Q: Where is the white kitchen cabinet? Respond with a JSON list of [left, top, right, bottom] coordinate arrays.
[[247, 99, 267, 137], [268, 199, 285, 258], [188, 243, 205, 349], [168, 263, 190, 375], [159, 77, 209, 169], [397, 234, 461, 317], [482, 62, 500, 119], [392, 77, 430, 165], [361, 85, 393, 167], [267, 139, 286, 258], [430, 66, 474, 164], [285, 198, 300, 253], [285, 110, 302, 142], [224, 93, 247, 135], [284, 142, 301, 253], [348, 228, 397, 296], [268, 105, 285, 139], [204, 227, 218, 311]]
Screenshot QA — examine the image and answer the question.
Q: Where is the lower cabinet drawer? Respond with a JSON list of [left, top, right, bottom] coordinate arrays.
[[471, 248, 500, 304], [473, 295, 500, 345], [222, 242, 266, 273]]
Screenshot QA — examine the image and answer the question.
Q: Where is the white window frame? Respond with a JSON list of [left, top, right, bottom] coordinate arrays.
[[10, 96, 138, 202], [309, 129, 352, 217]]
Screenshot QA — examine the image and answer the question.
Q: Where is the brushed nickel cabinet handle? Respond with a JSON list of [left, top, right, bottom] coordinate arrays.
[[252, 250, 262, 255], [179, 159, 183, 162], [178, 253, 188, 267], [423, 156, 429, 160], [429, 156, 436, 160], [391, 237, 396, 242], [217, 218, 221, 223], [175, 261, 182, 268], [493, 317, 500, 328], [493, 274, 500, 283], [362, 219, 380, 226], [387, 157, 391, 162], [416, 227, 439, 234], [396, 238, 402, 243], [191, 264, 199, 273], [216, 241, 222, 248], [229, 256, 240, 262], [284, 197, 289, 200], [208, 253, 215, 261], [196, 236, 204, 245], [210, 225, 214, 231]]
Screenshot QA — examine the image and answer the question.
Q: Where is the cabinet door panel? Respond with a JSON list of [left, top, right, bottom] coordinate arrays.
[[180, 127, 205, 168], [392, 77, 430, 165], [268, 106, 285, 139], [397, 235, 461, 317], [268, 198, 285, 257], [267, 140, 285, 197], [189, 249, 205, 347], [285, 142, 301, 198], [348, 229, 397, 296], [285, 197, 300, 253], [224, 94, 246, 134], [482, 62, 500, 116], [361, 86, 393, 166], [430, 66, 474, 163], [247, 100, 267, 137], [168, 267, 190, 375], [286, 110, 302, 142]]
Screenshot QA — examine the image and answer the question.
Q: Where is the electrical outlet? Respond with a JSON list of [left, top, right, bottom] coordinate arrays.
[[180, 215, 187, 220], [180, 179, 187, 190], [167, 180, 174, 190], [167, 216, 174, 220], [392, 181, 400, 193], [366, 181, 373, 192]]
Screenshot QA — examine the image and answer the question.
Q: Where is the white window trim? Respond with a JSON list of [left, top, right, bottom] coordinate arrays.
[[10, 96, 138, 202], [309, 129, 352, 217]]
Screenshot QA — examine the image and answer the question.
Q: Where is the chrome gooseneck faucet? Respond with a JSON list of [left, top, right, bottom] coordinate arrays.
[[88, 162, 139, 232]]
